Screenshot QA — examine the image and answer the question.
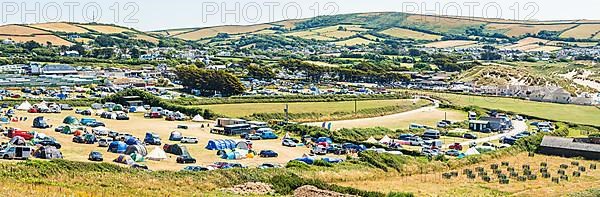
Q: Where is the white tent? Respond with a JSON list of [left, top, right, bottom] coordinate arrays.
[[146, 147, 167, 161], [92, 126, 110, 133], [365, 137, 378, 144], [282, 132, 291, 139], [379, 135, 392, 144], [17, 101, 32, 111], [464, 147, 480, 156], [134, 106, 146, 113], [192, 114, 205, 122]]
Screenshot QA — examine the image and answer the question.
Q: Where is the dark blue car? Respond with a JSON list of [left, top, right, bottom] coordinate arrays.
[[259, 150, 278, 157]]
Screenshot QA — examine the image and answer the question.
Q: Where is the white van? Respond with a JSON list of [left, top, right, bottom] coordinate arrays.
[[0, 146, 33, 160], [409, 123, 426, 130]]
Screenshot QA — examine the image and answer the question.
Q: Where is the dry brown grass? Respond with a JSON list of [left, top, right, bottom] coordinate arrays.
[[337, 153, 600, 197], [0, 35, 72, 46], [0, 25, 48, 35], [559, 24, 600, 39], [422, 40, 477, 48], [379, 27, 442, 41], [486, 24, 576, 37], [271, 19, 306, 29], [175, 24, 273, 40], [28, 22, 89, 33], [77, 24, 133, 34], [334, 37, 375, 46]]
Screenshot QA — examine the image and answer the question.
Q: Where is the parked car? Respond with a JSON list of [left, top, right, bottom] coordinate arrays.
[[482, 128, 492, 133], [181, 166, 210, 172], [422, 148, 441, 157], [245, 134, 262, 140], [422, 129, 441, 139], [398, 134, 414, 141], [98, 138, 113, 147], [282, 139, 296, 147], [8, 130, 34, 140], [259, 150, 278, 157], [258, 163, 281, 169], [176, 155, 196, 164], [116, 113, 130, 120], [59, 104, 73, 110], [260, 131, 278, 140], [54, 126, 65, 132], [448, 143, 463, 150], [408, 136, 423, 146], [445, 149, 461, 156], [88, 151, 103, 161], [87, 121, 105, 127], [72, 136, 85, 143], [181, 137, 198, 144], [463, 133, 478, 139], [108, 131, 119, 138], [35, 140, 62, 149]]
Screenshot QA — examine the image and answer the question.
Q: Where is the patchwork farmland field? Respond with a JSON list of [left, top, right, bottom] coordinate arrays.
[[174, 24, 273, 40], [0, 35, 73, 46], [379, 27, 442, 41], [486, 23, 576, 37], [559, 24, 600, 39], [423, 40, 477, 48], [334, 37, 375, 46], [77, 24, 133, 34], [29, 22, 90, 33]]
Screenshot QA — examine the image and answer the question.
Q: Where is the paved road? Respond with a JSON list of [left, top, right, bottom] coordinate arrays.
[[460, 120, 527, 146], [304, 96, 445, 130]]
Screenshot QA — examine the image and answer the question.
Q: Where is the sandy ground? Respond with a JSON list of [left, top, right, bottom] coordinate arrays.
[[0, 109, 339, 171]]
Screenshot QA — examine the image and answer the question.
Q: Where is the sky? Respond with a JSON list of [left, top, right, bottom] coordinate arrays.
[[1, 0, 599, 31]]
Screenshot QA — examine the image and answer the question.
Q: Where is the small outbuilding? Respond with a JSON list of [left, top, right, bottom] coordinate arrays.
[[538, 136, 600, 160]]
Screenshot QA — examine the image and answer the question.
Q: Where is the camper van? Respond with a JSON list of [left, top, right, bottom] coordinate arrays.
[[0, 146, 33, 160], [422, 129, 441, 139]]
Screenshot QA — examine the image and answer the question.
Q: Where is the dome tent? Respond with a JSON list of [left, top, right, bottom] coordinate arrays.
[[192, 115, 205, 122], [114, 155, 135, 165], [365, 137, 378, 144], [125, 144, 148, 156], [34, 146, 63, 159], [17, 101, 32, 111], [108, 141, 128, 153], [146, 146, 167, 161], [205, 139, 237, 150], [9, 136, 26, 145], [63, 116, 79, 125], [169, 131, 183, 141]]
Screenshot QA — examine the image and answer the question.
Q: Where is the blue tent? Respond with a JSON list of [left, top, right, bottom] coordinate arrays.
[[129, 106, 137, 113], [322, 157, 343, 163], [125, 137, 142, 145], [205, 139, 237, 150], [108, 141, 127, 153], [56, 93, 67, 100]]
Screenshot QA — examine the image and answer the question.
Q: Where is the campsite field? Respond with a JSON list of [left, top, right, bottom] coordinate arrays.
[[422, 92, 600, 126], [337, 152, 600, 196], [1, 110, 333, 171], [196, 99, 429, 117]]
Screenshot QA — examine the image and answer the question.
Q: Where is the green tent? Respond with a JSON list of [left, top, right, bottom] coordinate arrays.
[[113, 104, 124, 111], [61, 125, 72, 134], [130, 153, 145, 162], [63, 116, 79, 125]]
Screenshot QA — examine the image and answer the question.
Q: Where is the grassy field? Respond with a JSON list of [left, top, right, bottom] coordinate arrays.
[[486, 23, 576, 37], [198, 99, 428, 117], [337, 152, 600, 196], [425, 92, 600, 126], [174, 24, 273, 40]]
